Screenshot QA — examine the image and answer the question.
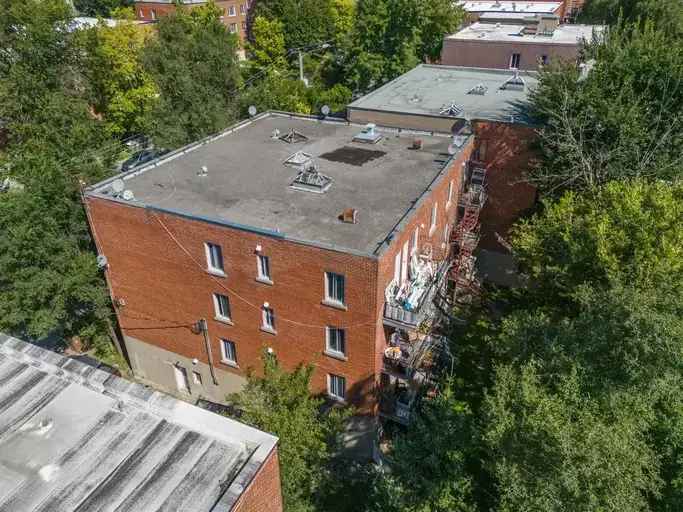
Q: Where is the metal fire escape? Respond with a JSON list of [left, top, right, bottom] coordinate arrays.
[[449, 162, 487, 304]]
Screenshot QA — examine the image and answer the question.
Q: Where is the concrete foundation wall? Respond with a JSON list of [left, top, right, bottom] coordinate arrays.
[[126, 334, 247, 404]]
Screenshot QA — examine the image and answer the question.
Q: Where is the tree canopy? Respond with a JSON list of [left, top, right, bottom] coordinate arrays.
[[228, 354, 349, 512], [528, 22, 682, 194], [142, 3, 241, 148]]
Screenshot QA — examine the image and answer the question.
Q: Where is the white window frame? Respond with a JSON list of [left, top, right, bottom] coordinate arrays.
[[213, 293, 232, 323], [393, 252, 401, 285], [411, 226, 419, 255], [325, 326, 346, 358], [220, 338, 237, 365], [240, 3, 246, 14], [400, 241, 409, 283], [257, 254, 272, 283], [509, 53, 521, 69], [324, 272, 345, 307], [192, 370, 202, 385], [205, 242, 225, 275], [430, 203, 438, 235], [444, 223, 451, 244], [228, 5, 236, 16], [327, 374, 346, 401], [229, 23, 237, 33], [446, 180, 454, 208], [261, 306, 276, 333]]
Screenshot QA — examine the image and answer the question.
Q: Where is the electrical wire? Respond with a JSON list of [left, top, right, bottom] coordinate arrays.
[[151, 211, 379, 332]]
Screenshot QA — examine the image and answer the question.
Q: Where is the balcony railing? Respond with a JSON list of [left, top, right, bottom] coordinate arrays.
[[383, 260, 449, 329], [379, 388, 416, 426]]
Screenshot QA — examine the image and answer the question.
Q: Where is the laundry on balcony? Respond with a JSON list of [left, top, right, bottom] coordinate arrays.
[[385, 254, 436, 311]]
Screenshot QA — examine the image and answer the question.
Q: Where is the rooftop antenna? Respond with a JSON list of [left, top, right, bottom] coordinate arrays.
[[248, 105, 257, 117]]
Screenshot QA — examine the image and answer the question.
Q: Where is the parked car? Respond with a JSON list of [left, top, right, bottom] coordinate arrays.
[[121, 149, 167, 172]]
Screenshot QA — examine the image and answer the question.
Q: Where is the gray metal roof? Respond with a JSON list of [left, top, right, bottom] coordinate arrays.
[[87, 113, 468, 256], [0, 334, 278, 512], [448, 22, 605, 45], [347, 65, 538, 124]]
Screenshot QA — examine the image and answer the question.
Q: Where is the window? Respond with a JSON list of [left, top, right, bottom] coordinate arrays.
[[324, 272, 345, 306], [430, 203, 438, 234], [475, 140, 488, 161], [138, 9, 143, 18], [205, 242, 225, 274], [444, 223, 451, 244], [213, 293, 232, 322], [393, 252, 401, 285], [446, 180, 454, 207], [509, 53, 521, 69], [220, 339, 237, 365], [192, 371, 202, 385], [540, 55, 549, 65], [328, 374, 346, 400], [242, 21, 247, 30], [411, 226, 419, 255], [400, 241, 409, 283], [257, 255, 271, 282], [262, 306, 276, 333], [326, 327, 346, 357], [228, 5, 236, 15], [229, 23, 237, 33], [174, 365, 189, 393], [150, 9, 156, 20], [240, 3, 246, 13]]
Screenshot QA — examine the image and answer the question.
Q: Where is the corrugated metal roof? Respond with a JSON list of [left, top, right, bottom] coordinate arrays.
[[0, 334, 278, 512]]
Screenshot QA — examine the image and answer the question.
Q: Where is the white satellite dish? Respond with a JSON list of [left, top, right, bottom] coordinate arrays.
[[112, 178, 125, 194], [248, 105, 257, 117], [447, 144, 457, 156], [321, 104, 331, 116], [122, 190, 135, 201]]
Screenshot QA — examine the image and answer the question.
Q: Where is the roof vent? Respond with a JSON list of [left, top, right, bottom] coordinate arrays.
[[468, 84, 488, 95], [500, 70, 525, 90], [439, 102, 463, 117], [353, 123, 382, 144], [290, 160, 332, 194], [340, 208, 358, 224], [279, 128, 308, 144]]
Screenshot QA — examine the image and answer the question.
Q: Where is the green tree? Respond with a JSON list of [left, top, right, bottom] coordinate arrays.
[[82, 9, 157, 137], [73, 0, 131, 17], [246, 15, 288, 73], [511, 179, 683, 306], [228, 353, 349, 512], [485, 362, 660, 512], [0, 0, 120, 359], [250, 0, 337, 49], [418, 0, 465, 62], [142, 3, 240, 149], [580, 0, 683, 35], [387, 383, 478, 512], [528, 22, 683, 194]]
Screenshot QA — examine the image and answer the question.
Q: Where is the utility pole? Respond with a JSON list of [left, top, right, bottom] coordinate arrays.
[[298, 50, 308, 87], [198, 318, 218, 385]]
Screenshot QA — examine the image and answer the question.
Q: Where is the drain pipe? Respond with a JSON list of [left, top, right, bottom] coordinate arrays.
[[198, 318, 219, 385]]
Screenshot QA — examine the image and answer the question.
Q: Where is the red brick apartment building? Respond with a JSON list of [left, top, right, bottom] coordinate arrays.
[[135, 0, 250, 40], [441, 16, 604, 70], [85, 113, 473, 426], [0, 333, 283, 512]]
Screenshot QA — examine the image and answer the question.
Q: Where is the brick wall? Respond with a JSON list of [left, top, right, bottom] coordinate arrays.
[[473, 121, 538, 252], [441, 39, 581, 70], [373, 140, 474, 378], [135, 1, 249, 40], [232, 447, 283, 512], [86, 197, 379, 412]]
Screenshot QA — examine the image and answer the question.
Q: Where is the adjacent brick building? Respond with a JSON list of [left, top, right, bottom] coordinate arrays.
[[85, 113, 473, 428], [441, 17, 603, 70], [135, 0, 250, 40]]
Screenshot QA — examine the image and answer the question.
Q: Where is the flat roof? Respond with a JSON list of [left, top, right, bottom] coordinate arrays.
[[0, 334, 278, 512], [448, 22, 604, 44], [458, 1, 562, 14], [87, 113, 468, 256], [348, 65, 537, 124]]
